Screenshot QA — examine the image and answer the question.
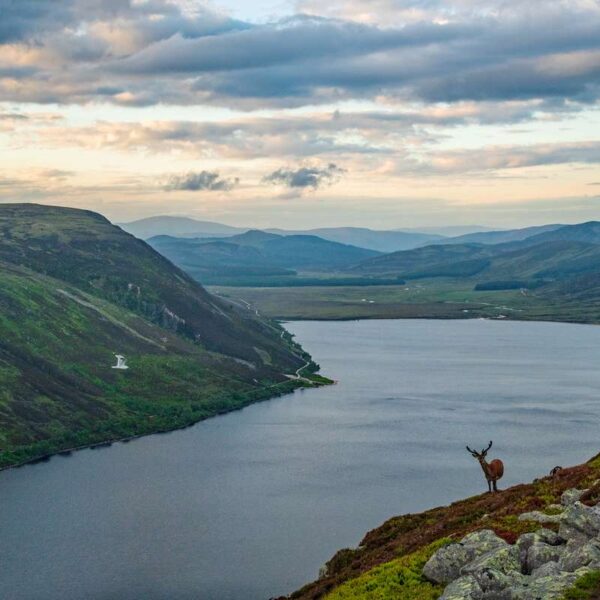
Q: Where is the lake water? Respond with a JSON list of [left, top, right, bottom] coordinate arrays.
[[1, 319, 600, 600]]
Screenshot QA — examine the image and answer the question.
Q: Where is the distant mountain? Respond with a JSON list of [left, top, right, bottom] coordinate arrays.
[[149, 230, 381, 284], [265, 227, 444, 252], [399, 225, 497, 236], [350, 243, 496, 278], [118, 216, 246, 239], [0, 205, 309, 468], [518, 221, 600, 246], [351, 222, 600, 285], [441, 224, 564, 246]]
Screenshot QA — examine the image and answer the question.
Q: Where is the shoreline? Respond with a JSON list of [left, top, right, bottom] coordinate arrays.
[[0, 375, 328, 474]]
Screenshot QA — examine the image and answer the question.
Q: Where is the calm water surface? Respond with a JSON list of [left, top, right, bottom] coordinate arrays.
[[1, 319, 600, 600]]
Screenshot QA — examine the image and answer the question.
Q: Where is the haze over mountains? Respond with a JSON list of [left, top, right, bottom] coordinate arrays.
[[120, 216, 567, 253]]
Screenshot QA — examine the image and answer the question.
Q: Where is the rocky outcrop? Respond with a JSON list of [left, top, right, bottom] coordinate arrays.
[[423, 487, 600, 599]]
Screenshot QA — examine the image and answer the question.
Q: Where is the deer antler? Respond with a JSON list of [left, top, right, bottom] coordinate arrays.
[[466, 445, 476, 454], [482, 441, 493, 454]]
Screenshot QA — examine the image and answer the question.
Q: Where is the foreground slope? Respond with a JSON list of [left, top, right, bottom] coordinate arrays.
[[286, 454, 600, 600], [0, 204, 314, 468]]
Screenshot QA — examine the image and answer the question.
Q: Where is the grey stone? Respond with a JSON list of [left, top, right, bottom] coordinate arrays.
[[472, 567, 526, 597], [518, 570, 580, 599], [530, 561, 562, 580], [462, 545, 521, 578], [423, 530, 507, 584], [525, 542, 564, 574], [518, 511, 562, 525], [559, 539, 600, 572], [561, 489, 586, 506], [439, 575, 484, 600], [558, 503, 600, 545]]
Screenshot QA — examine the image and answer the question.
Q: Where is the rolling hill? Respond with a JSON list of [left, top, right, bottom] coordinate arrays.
[[118, 216, 246, 239], [149, 230, 382, 285], [351, 222, 600, 286], [265, 227, 444, 252], [439, 224, 564, 246], [119, 217, 447, 252], [0, 204, 315, 469]]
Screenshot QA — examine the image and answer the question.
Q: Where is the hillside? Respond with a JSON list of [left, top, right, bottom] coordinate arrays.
[[265, 227, 444, 252], [0, 204, 318, 469], [118, 215, 245, 239], [286, 453, 600, 600], [149, 231, 382, 285], [440, 224, 564, 246], [351, 223, 600, 287]]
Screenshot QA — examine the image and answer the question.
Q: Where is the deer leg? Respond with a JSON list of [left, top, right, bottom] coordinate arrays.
[[488, 479, 492, 493], [493, 480, 498, 492]]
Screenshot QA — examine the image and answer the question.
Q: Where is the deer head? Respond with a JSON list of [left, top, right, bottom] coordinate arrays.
[[466, 440, 493, 461]]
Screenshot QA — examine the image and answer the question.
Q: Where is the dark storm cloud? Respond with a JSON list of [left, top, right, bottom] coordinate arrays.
[[264, 164, 346, 189], [165, 171, 239, 192]]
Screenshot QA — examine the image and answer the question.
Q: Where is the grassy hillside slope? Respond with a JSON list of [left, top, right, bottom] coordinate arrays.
[[285, 454, 600, 600], [0, 204, 319, 469]]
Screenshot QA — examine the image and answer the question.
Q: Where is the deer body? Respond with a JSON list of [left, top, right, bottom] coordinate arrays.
[[467, 441, 504, 493]]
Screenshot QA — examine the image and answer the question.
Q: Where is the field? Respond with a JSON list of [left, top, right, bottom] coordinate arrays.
[[209, 281, 600, 324]]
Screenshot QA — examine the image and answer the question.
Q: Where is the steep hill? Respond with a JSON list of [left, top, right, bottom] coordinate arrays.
[[0, 204, 315, 469], [286, 453, 600, 599], [149, 231, 381, 285]]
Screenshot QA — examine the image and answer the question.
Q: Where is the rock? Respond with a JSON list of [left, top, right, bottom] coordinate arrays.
[[518, 570, 580, 599], [561, 489, 586, 506], [439, 575, 484, 600], [472, 567, 527, 598], [423, 530, 507, 584], [518, 511, 562, 525], [559, 502, 600, 542], [525, 542, 564, 574], [530, 561, 562, 579], [558, 539, 600, 572], [516, 529, 564, 572], [462, 545, 521, 578]]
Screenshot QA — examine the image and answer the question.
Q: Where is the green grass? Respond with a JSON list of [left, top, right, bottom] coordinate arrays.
[[562, 571, 600, 599], [0, 204, 325, 469], [210, 280, 600, 324], [324, 539, 451, 600]]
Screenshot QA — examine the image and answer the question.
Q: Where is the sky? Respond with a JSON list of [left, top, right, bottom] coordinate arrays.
[[1, 0, 600, 229]]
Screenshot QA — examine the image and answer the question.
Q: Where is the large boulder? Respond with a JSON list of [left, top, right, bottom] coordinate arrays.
[[559, 502, 600, 543], [561, 489, 586, 506], [439, 575, 484, 600], [559, 539, 600, 572], [462, 545, 521, 578], [423, 530, 508, 584], [525, 542, 564, 574]]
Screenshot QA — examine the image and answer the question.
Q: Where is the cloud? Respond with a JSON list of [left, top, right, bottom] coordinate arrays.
[[0, 0, 599, 109], [264, 163, 346, 189], [165, 171, 239, 192]]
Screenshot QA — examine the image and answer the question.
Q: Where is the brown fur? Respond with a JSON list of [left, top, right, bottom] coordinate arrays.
[[467, 441, 504, 493]]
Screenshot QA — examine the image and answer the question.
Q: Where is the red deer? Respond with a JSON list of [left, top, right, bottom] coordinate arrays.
[[466, 441, 504, 493]]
